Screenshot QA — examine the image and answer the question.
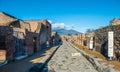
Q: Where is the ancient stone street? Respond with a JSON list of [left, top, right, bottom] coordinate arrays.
[[48, 40, 97, 72]]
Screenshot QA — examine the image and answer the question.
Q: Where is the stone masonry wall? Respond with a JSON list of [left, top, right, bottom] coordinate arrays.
[[0, 26, 14, 61], [94, 25, 120, 60]]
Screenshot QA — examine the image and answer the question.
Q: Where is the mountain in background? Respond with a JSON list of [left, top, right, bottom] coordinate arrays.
[[52, 29, 81, 35]]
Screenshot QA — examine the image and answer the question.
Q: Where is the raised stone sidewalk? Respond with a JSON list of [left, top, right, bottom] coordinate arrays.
[[70, 43, 119, 72], [0, 45, 60, 72]]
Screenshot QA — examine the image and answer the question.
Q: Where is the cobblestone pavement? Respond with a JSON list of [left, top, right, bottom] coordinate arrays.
[[48, 40, 98, 72]]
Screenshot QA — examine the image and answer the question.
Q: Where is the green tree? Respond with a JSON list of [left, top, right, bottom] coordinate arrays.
[[86, 29, 94, 33]]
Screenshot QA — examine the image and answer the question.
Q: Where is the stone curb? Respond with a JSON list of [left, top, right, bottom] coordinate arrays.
[[69, 43, 118, 72], [0, 60, 8, 67], [28, 45, 61, 72]]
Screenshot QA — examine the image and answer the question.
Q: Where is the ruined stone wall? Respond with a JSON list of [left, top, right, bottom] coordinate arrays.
[[51, 32, 61, 45], [24, 20, 40, 32], [110, 18, 120, 26], [24, 20, 51, 46], [0, 26, 14, 61], [0, 12, 52, 61], [0, 12, 16, 24], [40, 20, 51, 41], [13, 28, 26, 57], [19, 20, 31, 31], [25, 31, 34, 55], [75, 34, 86, 46], [65, 34, 86, 47], [94, 25, 120, 59]]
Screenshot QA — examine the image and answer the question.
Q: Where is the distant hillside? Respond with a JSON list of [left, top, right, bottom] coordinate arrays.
[[52, 29, 81, 35]]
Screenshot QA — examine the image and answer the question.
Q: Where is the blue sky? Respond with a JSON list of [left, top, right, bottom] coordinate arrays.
[[0, 0, 120, 33]]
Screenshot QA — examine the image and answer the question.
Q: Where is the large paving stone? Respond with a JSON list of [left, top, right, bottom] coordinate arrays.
[[48, 40, 97, 72]]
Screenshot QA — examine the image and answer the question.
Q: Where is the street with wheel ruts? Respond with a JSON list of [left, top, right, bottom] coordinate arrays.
[[47, 40, 97, 72]]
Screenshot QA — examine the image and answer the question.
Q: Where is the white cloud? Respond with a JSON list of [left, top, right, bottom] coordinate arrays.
[[52, 23, 65, 29], [49, 20, 75, 30], [48, 20, 52, 24]]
